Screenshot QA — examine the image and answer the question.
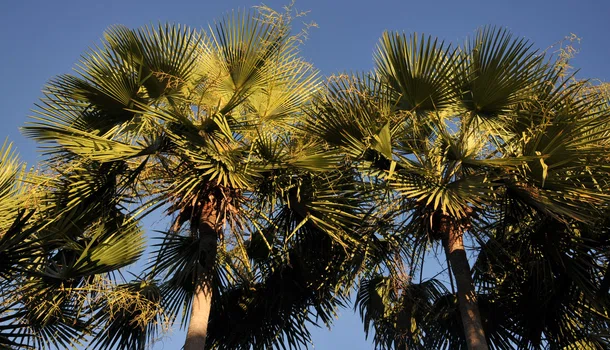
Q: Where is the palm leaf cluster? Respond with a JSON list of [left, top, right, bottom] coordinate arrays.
[[0, 141, 156, 349]]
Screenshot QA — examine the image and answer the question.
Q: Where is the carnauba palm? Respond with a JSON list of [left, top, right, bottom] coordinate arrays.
[[18, 7, 363, 350], [308, 27, 610, 349]]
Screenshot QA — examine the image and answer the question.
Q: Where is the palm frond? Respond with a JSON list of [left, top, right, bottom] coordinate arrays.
[[90, 280, 165, 350], [457, 26, 547, 119], [375, 32, 459, 113]]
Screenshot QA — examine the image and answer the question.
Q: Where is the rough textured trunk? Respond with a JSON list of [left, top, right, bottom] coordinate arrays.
[[184, 201, 219, 350], [442, 227, 489, 350]]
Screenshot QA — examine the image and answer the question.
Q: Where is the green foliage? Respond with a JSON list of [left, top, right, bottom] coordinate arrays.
[[3, 5, 365, 350], [2, 7, 610, 350], [308, 26, 610, 349]]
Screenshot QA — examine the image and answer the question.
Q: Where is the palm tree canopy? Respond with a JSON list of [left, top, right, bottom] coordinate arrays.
[[307, 26, 610, 349], [3, 8, 610, 349], [9, 7, 366, 349]]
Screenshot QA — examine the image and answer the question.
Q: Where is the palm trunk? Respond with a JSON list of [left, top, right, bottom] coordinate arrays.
[[184, 202, 219, 350], [442, 227, 489, 350], [184, 272, 214, 349]]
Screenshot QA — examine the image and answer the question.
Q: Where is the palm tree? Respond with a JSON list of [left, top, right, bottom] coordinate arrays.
[[308, 27, 610, 349], [21, 7, 363, 349]]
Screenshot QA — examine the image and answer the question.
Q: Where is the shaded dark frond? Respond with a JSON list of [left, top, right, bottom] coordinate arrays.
[[149, 231, 202, 328], [474, 215, 610, 349], [208, 225, 355, 350], [355, 277, 454, 350], [90, 280, 165, 350]]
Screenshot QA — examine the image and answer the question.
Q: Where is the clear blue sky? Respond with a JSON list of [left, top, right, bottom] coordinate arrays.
[[1, 0, 609, 349]]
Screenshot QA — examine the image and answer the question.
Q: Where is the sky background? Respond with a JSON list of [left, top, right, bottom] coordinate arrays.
[[1, 0, 609, 349]]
